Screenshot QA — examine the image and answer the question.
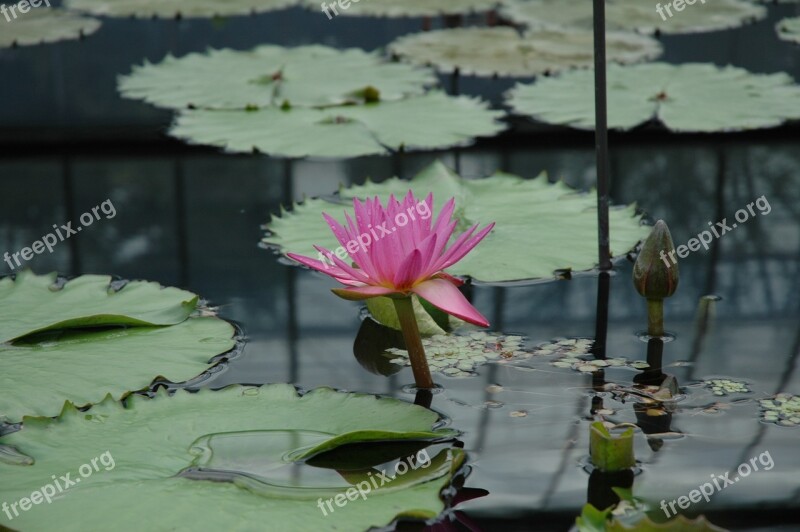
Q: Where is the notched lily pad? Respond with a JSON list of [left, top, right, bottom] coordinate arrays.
[[389, 26, 661, 78], [301, 0, 492, 18], [119, 45, 436, 110], [171, 92, 504, 158], [777, 17, 800, 44], [0, 8, 100, 48], [64, 0, 297, 18], [263, 160, 648, 283], [508, 63, 800, 133], [500, 0, 765, 35], [0, 385, 464, 531], [0, 271, 198, 343]]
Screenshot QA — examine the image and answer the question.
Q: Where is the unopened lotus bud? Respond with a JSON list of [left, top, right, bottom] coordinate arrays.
[[633, 220, 679, 300]]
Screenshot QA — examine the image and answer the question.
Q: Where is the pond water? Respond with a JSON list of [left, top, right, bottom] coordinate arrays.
[[2, 3, 800, 531]]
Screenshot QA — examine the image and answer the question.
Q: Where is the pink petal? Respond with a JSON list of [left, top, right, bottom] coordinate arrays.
[[392, 249, 423, 288], [332, 285, 398, 301], [286, 252, 358, 283], [435, 222, 495, 272], [411, 278, 489, 328], [313, 245, 372, 285]]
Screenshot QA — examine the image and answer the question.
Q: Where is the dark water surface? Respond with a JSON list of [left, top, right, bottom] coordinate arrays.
[[2, 3, 800, 531]]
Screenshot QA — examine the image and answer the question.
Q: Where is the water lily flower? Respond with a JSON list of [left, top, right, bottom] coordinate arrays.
[[287, 191, 494, 389]]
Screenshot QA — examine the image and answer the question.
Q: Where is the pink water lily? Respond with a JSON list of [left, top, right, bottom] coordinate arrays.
[[287, 191, 494, 327]]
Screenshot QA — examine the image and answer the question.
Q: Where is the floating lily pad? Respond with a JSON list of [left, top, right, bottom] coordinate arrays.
[[171, 92, 505, 158], [500, 0, 765, 35], [64, 0, 297, 18], [0, 316, 236, 423], [777, 17, 800, 44], [507, 63, 800, 132], [389, 27, 661, 77], [760, 393, 800, 427], [301, 0, 492, 18], [386, 331, 532, 377], [119, 45, 436, 110], [703, 378, 750, 396], [263, 160, 648, 282], [0, 8, 100, 48], [0, 385, 463, 530], [0, 271, 198, 344]]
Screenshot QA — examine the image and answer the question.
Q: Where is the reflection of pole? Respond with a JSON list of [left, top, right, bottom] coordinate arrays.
[[61, 156, 80, 275], [173, 159, 190, 288], [593, 0, 611, 271], [592, 272, 610, 360], [283, 159, 299, 383]]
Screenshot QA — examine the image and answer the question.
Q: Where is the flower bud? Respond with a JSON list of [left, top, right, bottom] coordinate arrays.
[[633, 220, 679, 300]]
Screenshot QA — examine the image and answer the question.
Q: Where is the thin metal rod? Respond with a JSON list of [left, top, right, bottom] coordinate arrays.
[[593, 0, 612, 271]]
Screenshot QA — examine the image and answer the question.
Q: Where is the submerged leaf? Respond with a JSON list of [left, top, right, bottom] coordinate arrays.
[[508, 63, 800, 132], [263, 160, 648, 282], [390, 27, 661, 77], [0, 385, 463, 530]]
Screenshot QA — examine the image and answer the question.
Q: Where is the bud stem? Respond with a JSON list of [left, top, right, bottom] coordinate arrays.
[[393, 296, 435, 389], [647, 298, 664, 337]]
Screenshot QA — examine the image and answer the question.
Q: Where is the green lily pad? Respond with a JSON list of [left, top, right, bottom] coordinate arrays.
[[507, 63, 800, 132], [0, 316, 236, 423], [0, 385, 463, 530], [263, 160, 648, 283], [0, 8, 100, 48], [577, 504, 728, 532], [500, 0, 765, 35], [0, 271, 198, 344], [118, 45, 436, 111], [64, 0, 297, 18], [170, 92, 505, 158], [760, 393, 800, 427], [777, 17, 800, 44], [301, 0, 492, 18], [389, 27, 661, 77]]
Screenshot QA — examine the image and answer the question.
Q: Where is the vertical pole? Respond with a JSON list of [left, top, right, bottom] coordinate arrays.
[[593, 0, 612, 271]]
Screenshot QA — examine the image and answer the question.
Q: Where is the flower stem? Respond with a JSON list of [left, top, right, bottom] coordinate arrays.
[[647, 298, 664, 337], [393, 296, 435, 390]]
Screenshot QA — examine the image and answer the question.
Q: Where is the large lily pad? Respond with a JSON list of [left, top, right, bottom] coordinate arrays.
[[500, 0, 765, 35], [119, 45, 436, 110], [0, 271, 198, 344], [263, 160, 648, 283], [0, 316, 236, 423], [170, 92, 505, 158], [64, 0, 297, 18], [777, 17, 800, 44], [0, 8, 100, 48], [301, 0, 492, 18], [0, 385, 463, 531], [389, 27, 661, 77], [507, 63, 800, 132]]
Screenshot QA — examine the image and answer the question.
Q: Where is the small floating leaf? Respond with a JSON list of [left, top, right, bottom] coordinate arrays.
[[777, 17, 800, 44], [300, 0, 490, 18]]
